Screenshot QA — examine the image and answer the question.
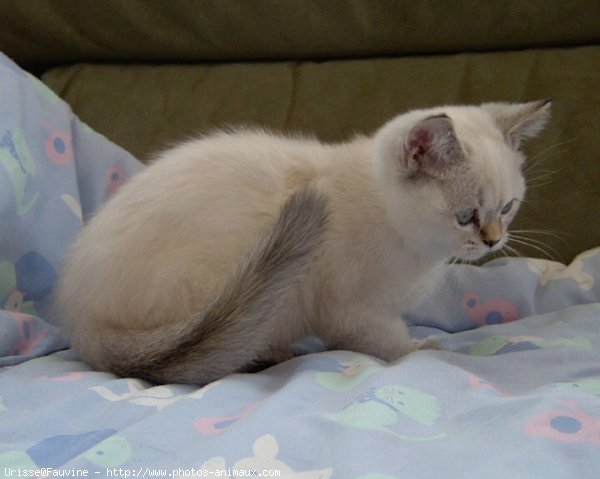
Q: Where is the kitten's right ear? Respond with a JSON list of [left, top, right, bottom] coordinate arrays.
[[483, 99, 552, 149], [404, 115, 463, 179]]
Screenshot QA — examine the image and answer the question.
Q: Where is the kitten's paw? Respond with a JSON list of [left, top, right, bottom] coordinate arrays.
[[412, 338, 442, 351], [241, 349, 295, 373], [256, 349, 295, 366]]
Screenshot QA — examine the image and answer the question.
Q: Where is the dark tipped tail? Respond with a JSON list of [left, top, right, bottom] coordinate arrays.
[[106, 186, 328, 385]]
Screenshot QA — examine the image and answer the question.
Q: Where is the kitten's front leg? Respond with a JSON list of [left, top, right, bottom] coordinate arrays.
[[411, 337, 442, 351], [240, 347, 296, 373], [329, 314, 438, 362]]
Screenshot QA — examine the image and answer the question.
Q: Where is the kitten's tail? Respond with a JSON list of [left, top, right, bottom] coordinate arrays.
[[101, 186, 328, 385]]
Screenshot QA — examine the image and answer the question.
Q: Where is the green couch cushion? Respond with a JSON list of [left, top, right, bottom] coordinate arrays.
[[42, 45, 600, 262], [3, 0, 600, 67]]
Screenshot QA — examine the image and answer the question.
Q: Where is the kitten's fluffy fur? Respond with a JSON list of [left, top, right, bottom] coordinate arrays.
[[58, 101, 551, 385]]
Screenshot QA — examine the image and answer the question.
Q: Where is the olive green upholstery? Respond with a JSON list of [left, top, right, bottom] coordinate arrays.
[[1, 1, 599, 261], [4, 1, 600, 63]]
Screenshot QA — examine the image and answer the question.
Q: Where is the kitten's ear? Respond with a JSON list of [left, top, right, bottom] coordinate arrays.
[[483, 99, 552, 149], [404, 114, 463, 179]]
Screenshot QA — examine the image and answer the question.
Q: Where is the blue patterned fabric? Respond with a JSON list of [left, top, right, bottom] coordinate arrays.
[[0, 52, 143, 365], [1, 52, 599, 478]]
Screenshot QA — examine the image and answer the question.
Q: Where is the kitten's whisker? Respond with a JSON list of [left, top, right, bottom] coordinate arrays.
[[509, 232, 551, 243], [509, 233, 561, 253], [502, 244, 521, 258], [526, 138, 576, 162], [510, 228, 566, 238], [403, 257, 452, 304], [526, 169, 560, 184], [524, 148, 570, 173], [524, 138, 576, 172], [508, 238, 553, 259], [523, 145, 569, 190], [510, 228, 569, 244], [445, 268, 462, 298], [427, 257, 461, 306], [525, 179, 555, 190], [527, 168, 559, 176], [507, 235, 559, 261]]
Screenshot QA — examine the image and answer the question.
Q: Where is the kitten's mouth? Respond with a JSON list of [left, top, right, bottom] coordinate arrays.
[[457, 240, 502, 261], [457, 248, 487, 262]]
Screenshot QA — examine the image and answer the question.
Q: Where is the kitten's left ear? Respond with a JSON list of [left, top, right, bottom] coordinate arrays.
[[483, 99, 552, 149], [403, 114, 463, 179]]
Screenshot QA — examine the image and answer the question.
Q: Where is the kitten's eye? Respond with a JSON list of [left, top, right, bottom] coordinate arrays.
[[456, 208, 477, 226], [501, 200, 514, 215]]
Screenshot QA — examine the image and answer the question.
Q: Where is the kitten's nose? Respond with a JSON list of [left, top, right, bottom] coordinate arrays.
[[480, 220, 502, 248], [483, 238, 500, 248]]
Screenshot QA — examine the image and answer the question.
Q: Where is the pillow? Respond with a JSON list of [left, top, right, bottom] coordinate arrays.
[[0, 53, 143, 365]]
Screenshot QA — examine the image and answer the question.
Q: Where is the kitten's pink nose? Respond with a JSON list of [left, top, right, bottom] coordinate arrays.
[[480, 220, 502, 248], [483, 238, 500, 248]]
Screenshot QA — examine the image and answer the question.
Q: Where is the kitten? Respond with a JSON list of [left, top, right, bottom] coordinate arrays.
[[57, 100, 551, 385]]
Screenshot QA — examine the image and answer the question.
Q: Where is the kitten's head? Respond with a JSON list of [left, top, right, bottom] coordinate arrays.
[[374, 100, 551, 261]]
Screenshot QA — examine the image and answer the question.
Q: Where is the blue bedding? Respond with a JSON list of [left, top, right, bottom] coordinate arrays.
[[1, 52, 599, 478]]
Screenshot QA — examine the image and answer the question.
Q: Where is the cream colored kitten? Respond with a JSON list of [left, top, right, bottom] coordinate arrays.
[[57, 100, 551, 385]]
